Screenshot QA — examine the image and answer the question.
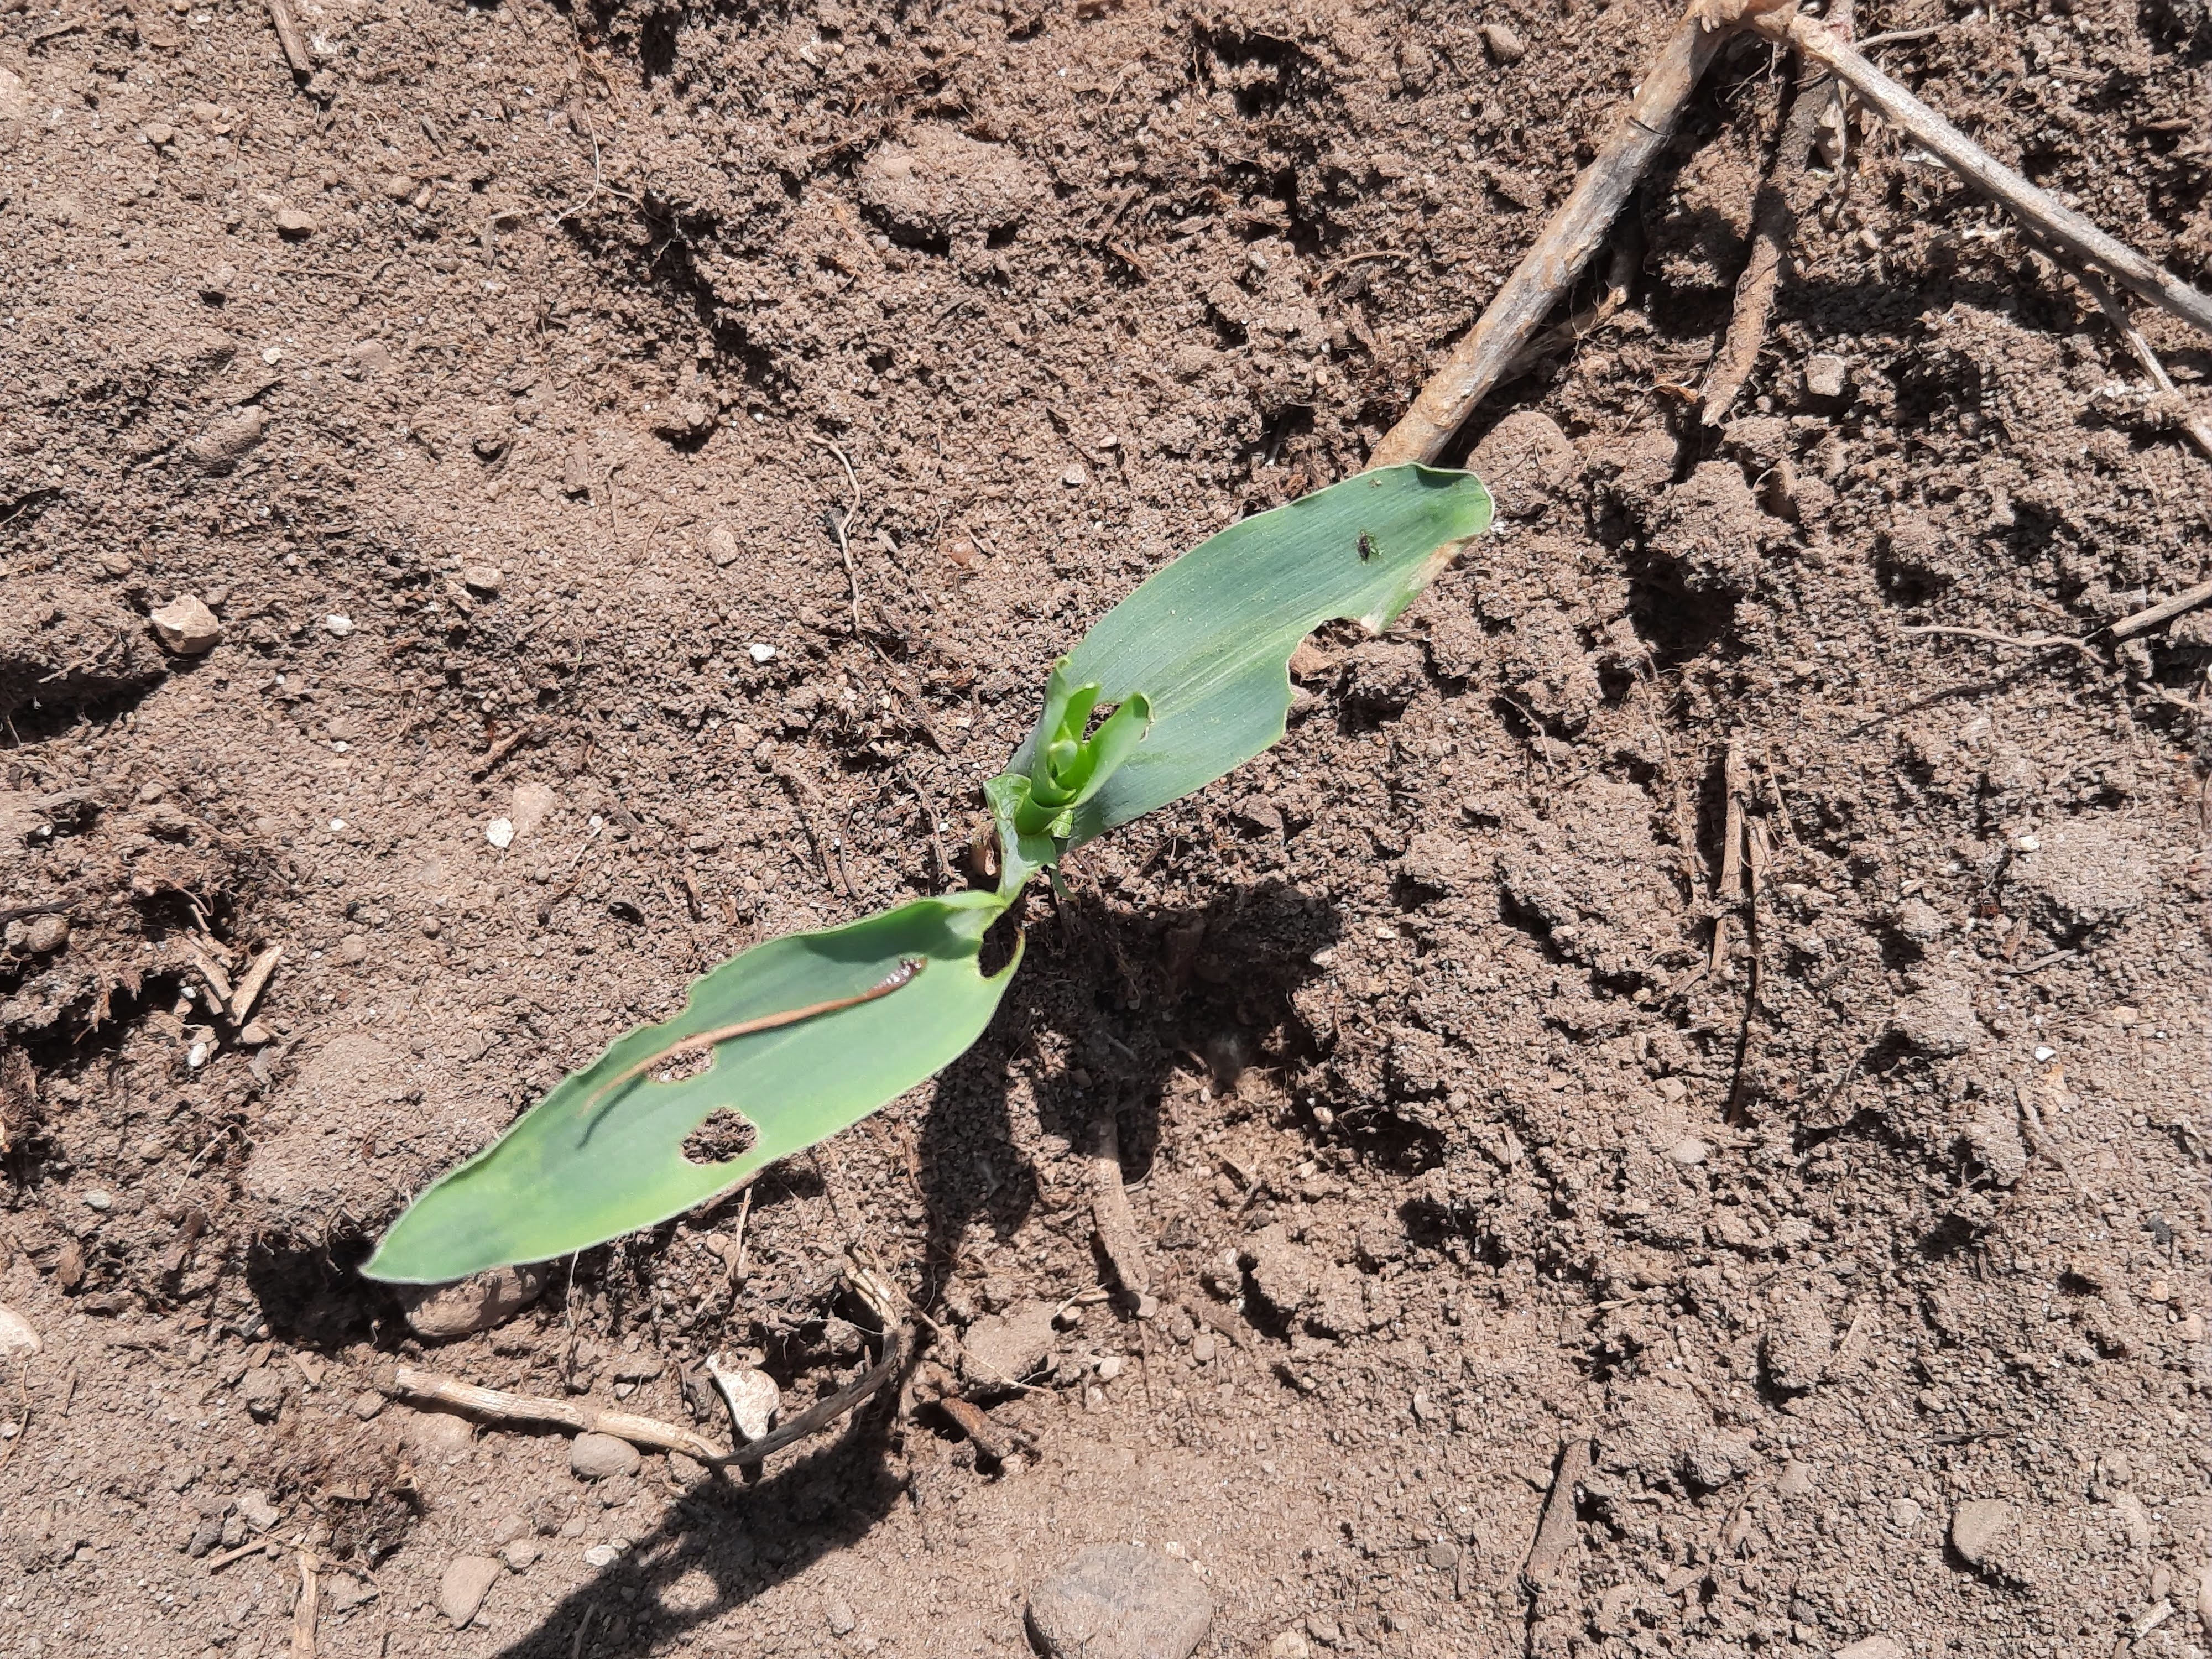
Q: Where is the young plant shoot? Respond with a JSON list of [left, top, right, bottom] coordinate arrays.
[[363, 463, 1491, 1283]]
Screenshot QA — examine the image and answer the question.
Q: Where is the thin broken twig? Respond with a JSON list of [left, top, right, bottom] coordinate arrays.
[[2074, 268, 2212, 462], [773, 762, 854, 899], [817, 441, 867, 640], [291, 1548, 320, 1659], [265, 0, 312, 75], [1702, 0, 1853, 424], [2107, 576, 2212, 641], [1369, 13, 1730, 465], [1901, 623, 2099, 661], [472, 721, 542, 780], [1087, 1114, 1151, 1300], [1745, 9, 2212, 340], [382, 1327, 910, 1469]]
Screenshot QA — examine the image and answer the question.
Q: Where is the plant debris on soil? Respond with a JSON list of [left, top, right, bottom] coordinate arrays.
[[2, 0, 2208, 1655]]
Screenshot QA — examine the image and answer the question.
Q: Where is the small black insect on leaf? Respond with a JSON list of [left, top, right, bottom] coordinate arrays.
[[1357, 531, 1379, 562]]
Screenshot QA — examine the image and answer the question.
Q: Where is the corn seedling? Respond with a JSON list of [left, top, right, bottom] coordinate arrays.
[[364, 464, 1491, 1282]]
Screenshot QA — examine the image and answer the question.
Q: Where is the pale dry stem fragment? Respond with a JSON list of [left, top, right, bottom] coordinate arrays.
[[2108, 577, 2212, 641], [291, 1548, 319, 1659], [1087, 1114, 1151, 1300], [1746, 10, 2212, 339], [1701, 0, 1854, 425], [1524, 1437, 1593, 1585], [1368, 13, 1730, 466]]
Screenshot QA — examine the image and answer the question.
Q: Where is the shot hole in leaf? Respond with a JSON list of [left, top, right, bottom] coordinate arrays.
[[681, 1109, 759, 1165]]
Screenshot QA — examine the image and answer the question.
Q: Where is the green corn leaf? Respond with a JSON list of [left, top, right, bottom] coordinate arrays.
[[362, 891, 1020, 1282], [363, 462, 1486, 1285], [1008, 463, 1491, 847], [1011, 660, 1154, 836]]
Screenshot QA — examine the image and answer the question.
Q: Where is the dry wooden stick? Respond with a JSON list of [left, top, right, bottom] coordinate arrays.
[[265, 0, 312, 75], [817, 441, 867, 640], [291, 1548, 320, 1659], [1369, 13, 1731, 466], [2107, 576, 2212, 641], [1901, 623, 2100, 661], [381, 1365, 728, 1460], [1523, 1437, 1593, 1585], [382, 1323, 910, 1469], [1745, 9, 2212, 340], [1087, 1113, 1151, 1300], [1702, 0, 1853, 424], [2074, 269, 2212, 463], [773, 762, 855, 899], [472, 720, 542, 780]]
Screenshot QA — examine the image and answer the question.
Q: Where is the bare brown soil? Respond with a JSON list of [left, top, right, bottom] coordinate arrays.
[[2, 0, 2209, 1656]]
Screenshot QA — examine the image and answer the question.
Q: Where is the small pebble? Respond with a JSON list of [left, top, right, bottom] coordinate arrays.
[[747, 643, 777, 664], [201, 264, 236, 301], [437, 1556, 500, 1627], [235, 1490, 280, 1532], [461, 564, 502, 595], [1667, 1137, 1709, 1167], [1097, 1355, 1125, 1381], [1804, 354, 1850, 399], [324, 614, 354, 637], [1190, 1332, 1218, 1364], [349, 1389, 384, 1420], [238, 1368, 288, 1422], [150, 594, 222, 655], [706, 1356, 781, 1443], [1950, 1498, 2014, 1567], [338, 934, 368, 963], [570, 1432, 642, 1482], [1060, 463, 1088, 488], [1027, 1544, 1212, 1659], [0, 1306, 42, 1360], [500, 1537, 542, 1571], [1479, 21, 1527, 61], [82, 1190, 113, 1212], [825, 1600, 857, 1636], [486, 819, 515, 849], [1270, 1635, 1312, 1659], [273, 206, 317, 238], [24, 914, 68, 954], [581, 1542, 620, 1568], [143, 119, 175, 144], [704, 524, 741, 566]]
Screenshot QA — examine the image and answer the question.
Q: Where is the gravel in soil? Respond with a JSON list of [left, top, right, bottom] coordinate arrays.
[[2, 0, 2209, 1655]]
